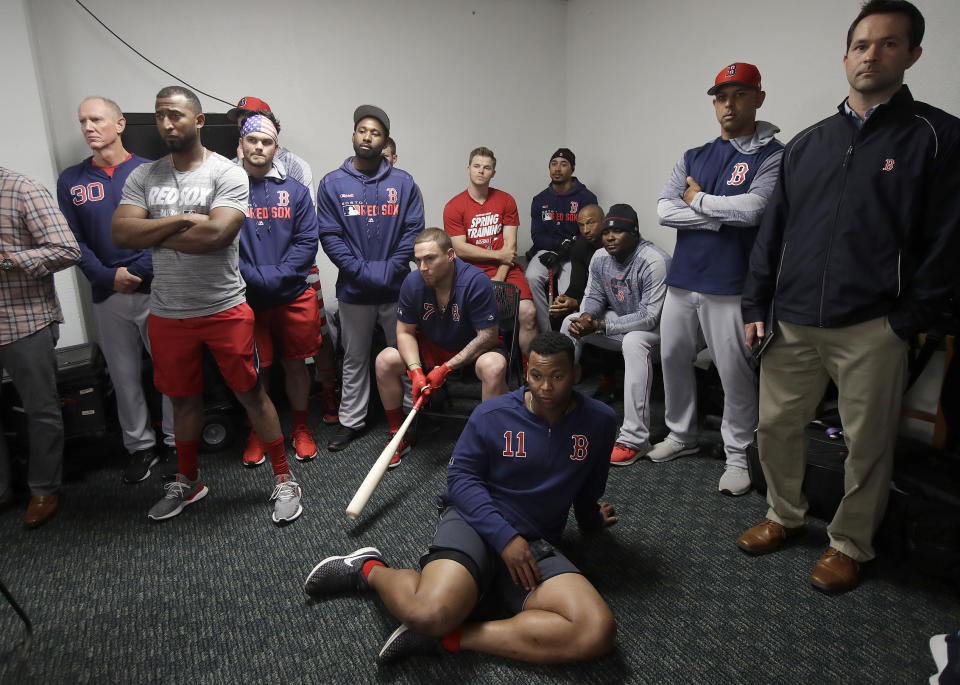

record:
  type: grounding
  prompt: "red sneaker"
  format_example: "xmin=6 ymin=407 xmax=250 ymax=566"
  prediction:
xmin=610 ymin=442 xmax=650 ymax=466
xmin=387 ymin=434 xmax=410 ymax=470
xmin=292 ymin=425 xmax=319 ymax=462
xmin=242 ymin=430 xmax=266 ymax=468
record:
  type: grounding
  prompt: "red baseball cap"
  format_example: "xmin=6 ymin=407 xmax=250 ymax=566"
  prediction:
xmin=226 ymin=96 xmax=272 ymax=122
xmin=707 ymin=63 xmax=762 ymax=95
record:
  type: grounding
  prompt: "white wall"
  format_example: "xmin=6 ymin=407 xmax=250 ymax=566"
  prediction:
xmin=2 ymin=0 xmax=89 ymax=347
xmin=566 ymin=0 xmax=960 ymax=253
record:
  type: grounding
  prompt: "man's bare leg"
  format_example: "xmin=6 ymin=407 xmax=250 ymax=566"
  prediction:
xmin=368 ymin=560 xmax=478 ymax=636
xmin=475 ymin=352 xmax=509 ymax=401
xmin=374 ymin=348 xmax=405 ymax=412
xmin=460 ymin=573 xmax=615 ymax=663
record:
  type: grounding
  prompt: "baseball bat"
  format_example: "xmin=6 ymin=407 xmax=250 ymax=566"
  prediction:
xmin=548 ymin=266 xmax=555 ymax=306
xmin=346 ymin=394 xmax=426 ymax=519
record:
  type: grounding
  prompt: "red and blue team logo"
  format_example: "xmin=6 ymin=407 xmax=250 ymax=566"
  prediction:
xmin=726 ymin=64 xmax=738 ymax=77
xmin=726 ymin=162 xmax=749 ymax=186
xmin=387 ymin=188 xmax=398 ymax=204
xmin=238 ymin=97 xmax=249 ymax=107
xmin=569 ymin=435 xmax=589 ymax=461
xmin=570 ymin=201 xmax=579 ymax=214
xmin=451 ymin=304 xmax=460 ymax=322
xmin=277 ymin=190 xmax=290 ymax=207
xmin=883 ymin=159 xmax=895 ymax=172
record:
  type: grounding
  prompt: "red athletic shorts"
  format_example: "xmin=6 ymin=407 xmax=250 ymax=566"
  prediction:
xmin=416 ymin=333 xmax=458 ymax=371
xmin=148 ymin=303 xmax=259 ymax=397
xmin=475 ymin=263 xmax=532 ymax=300
xmin=308 ymin=266 xmax=330 ymax=337
xmin=254 ymin=288 xmax=321 ymax=368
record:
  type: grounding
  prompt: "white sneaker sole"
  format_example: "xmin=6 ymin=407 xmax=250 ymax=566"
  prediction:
xmin=243 ymin=454 xmax=266 ymax=468
xmin=649 ymin=445 xmax=699 ymax=463
xmin=272 ymin=503 xmax=303 ymax=524
xmin=147 ymin=484 xmax=209 ymax=521
xmin=378 ymin=624 xmax=409 ymax=661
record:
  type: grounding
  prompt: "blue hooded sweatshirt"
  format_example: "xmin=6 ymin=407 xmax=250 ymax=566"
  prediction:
xmin=317 ymin=157 xmax=424 ymax=305
xmin=239 ymin=164 xmax=319 ymax=311
xmin=529 ymin=178 xmax=598 ymax=252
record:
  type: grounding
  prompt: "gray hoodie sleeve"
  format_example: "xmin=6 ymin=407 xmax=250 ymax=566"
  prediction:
xmin=688 ymin=149 xmax=783 ymax=227
xmin=657 ymin=155 xmax=723 ymax=232
xmin=604 ymin=245 xmax=670 ymax=336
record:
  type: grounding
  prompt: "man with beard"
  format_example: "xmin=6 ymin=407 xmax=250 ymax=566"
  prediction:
xmin=547 ymin=203 xmax=605 ymax=326
xmin=112 ymin=86 xmax=302 ymax=525
xmin=57 ymin=96 xmax=175 ymax=484
xmin=317 ymin=105 xmax=424 ymax=452
xmin=226 ymin=96 xmax=312 ymax=191
xmin=374 ymin=227 xmax=506 ymax=468
xmin=304 ymin=332 xmax=618 ymax=666
xmin=525 ymin=149 xmax=597 ymax=334
xmin=236 ymin=114 xmax=321 ymax=469
xmin=561 ymin=205 xmax=670 ymax=466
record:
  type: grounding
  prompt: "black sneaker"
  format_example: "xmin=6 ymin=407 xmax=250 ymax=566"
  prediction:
xmin=123 ymin=448 xmax=159 ymax=484
xmin=157 ymin=445 xmax=179 ymax=481
xmin=377 ymin=624 xmax=444 ymax=665
xmin=303 ymin=546 xmax=385 ymax=597
xmin=327 ymin=424 xmax=362 ymax=451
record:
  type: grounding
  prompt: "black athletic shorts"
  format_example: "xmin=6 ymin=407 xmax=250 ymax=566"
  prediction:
xmin=418 ymin=505 xmax=580 ymax=615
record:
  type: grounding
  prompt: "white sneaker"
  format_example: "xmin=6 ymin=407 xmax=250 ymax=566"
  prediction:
xmin=719 ymin=465 xmax=751 ymax=496
xmin=648 ymin=438 xmax=699 ymax=463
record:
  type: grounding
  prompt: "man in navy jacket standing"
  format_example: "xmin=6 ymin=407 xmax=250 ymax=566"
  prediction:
xmin=317 ymin=105 xmax=424 ymax=451
xmin=737 ymin=0 xmax=960 ymax=593
xmin=57 ymin=96 xmax=174 ymax=484
xmin=237 ymin=114 xmax=321 ymax=477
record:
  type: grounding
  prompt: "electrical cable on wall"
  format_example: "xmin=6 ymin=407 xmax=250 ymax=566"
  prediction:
xmin=74 ymin=0 xmax=234 ymax=108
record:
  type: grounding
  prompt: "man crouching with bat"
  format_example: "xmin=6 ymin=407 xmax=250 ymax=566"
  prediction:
xmin=306 ymin=331 xmax=618 ymax=664
xmin=372 ymin=227 xmax=508 ymax=469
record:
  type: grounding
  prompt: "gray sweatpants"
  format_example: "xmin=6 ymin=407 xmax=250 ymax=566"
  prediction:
xmin=338 ymin=301 xmax=398 ymax=430
xmin=0 ymin=323 xmax=63 ymax=499
xmin=95 ymin=292 xmax=174 ymax=452
xmin=525 ymin=251 xmax=572 ymax=332
xmin=561 ymin=312 xmax=659 ymax=449
xmin=659 ymin=287 xmax=757 ymax=468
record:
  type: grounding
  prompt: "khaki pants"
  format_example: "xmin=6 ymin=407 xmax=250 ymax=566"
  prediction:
xmin=758 ymin=316 xmax=908 ymax=561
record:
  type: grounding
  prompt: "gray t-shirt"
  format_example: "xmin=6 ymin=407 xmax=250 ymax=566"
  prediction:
xmin=120 ymin=153 xmax=249 ymax=318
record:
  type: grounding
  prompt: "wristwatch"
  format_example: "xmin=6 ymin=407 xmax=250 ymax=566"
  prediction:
xmin=0 ymin=255 xmax=15 ymax=272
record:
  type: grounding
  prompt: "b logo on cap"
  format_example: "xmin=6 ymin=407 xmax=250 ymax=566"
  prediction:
xmin=726 ymin=64 xmax=737 ymax=76
xmin=239 ymin=97 xmax=248 ymax=107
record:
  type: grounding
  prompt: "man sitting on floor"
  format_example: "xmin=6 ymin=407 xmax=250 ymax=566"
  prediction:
xmin=373 ymin=227 xmax=507 ymax=468
xmin=561 ymin=204 xmax=670 ymax=466
xmin=305 ymin=331 xmax=618 ymax=665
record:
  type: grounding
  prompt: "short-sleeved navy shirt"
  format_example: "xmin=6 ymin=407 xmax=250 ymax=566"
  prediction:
xmin=397 ymin=258 xmax=498 ymax=352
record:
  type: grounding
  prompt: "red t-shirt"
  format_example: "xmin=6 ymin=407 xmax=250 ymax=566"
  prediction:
xmin=443 ymin=188 xmax=520 ymax=261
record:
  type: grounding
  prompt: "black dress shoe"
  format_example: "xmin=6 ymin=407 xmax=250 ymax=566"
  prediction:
xmin=328 ymin=424 xmax=362 ymax=451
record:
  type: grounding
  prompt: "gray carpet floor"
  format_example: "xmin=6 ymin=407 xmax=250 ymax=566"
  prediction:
xmin=0 ymin=382 xmax=957 ymax=684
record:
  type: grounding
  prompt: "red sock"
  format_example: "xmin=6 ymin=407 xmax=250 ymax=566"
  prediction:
xmin=362 ymin=559 xmax=385 ymax=579
xmin=264 ymin=436 xmax=290 ymax=476
xmin=176 ymin=440 xmax=200 ymax=481
xmin=292 ymin=410 xmax=309 ymax=428
xmin=441 ymin=628 xmax=461 ymax=653
xmin=385 ymin=408 xmax=404 ymax=434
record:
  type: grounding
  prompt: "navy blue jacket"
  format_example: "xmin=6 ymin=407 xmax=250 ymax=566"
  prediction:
xmin=530 ymin=179 xmax=598 ymax=252
xmin=447 ymin=387 xmax=616 ymax=553
xmin=239 ymin=169 xmax=319 ymax=311
xmin=743 ymin=86 xmax=960 ymax=338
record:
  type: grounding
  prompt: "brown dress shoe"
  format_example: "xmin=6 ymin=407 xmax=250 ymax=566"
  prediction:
xmin=810 ymin=547 xmax=861 ymax=593
xmin=24 ymin=493 xmax=60 ymax=529
xmin=737 ymin=518 xmax=805 ymax=555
